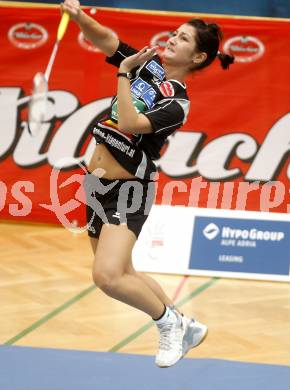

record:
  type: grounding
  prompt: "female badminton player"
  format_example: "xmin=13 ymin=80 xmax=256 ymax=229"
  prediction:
xmin=61 ymin=0 xmax=234 ymax=367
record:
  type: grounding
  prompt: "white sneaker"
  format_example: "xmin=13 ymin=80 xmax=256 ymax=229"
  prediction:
xmin=155 ymin=313 xmax=208 ymax=368
xmin=182 ymin=318 xmax=208 ymax=357
xmin=169 ymin=306 xmax=208 ymax=352
xmin=155 ymin=311 xmax=187 ymax=368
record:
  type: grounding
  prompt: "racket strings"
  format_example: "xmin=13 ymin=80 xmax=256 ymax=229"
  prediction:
xmin=28 ymin=72 xmax=48 ymax=135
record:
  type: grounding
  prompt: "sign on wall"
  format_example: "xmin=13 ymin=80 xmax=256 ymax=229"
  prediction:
xmin=133 ymin=206 xmax=290 ymax=282
xmin=189 ymin=216 xmax=290 ymax=277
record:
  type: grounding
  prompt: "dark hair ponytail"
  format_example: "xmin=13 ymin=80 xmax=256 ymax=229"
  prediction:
xmin=217 ymin=51 xmax=235 ymax=70
xmin=186 ymin=19 xmax=235 ymax=71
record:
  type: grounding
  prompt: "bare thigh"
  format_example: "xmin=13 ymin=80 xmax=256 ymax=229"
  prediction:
xmin=90 ymin=234 xmax=154 ymax=280
xmin=93 ymin=224 xmax=136 ymax=279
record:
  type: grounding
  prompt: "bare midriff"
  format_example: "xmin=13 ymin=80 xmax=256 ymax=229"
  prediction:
xmin=87 ymin=143 xmax=136 ymax=179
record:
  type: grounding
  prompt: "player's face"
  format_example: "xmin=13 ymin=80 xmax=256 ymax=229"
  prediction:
xmin=162 ymin=24 xmax=198 ymax=68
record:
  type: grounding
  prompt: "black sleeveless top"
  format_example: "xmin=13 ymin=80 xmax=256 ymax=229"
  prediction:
xmin=92 ymin=40 xmax=190 ymax=179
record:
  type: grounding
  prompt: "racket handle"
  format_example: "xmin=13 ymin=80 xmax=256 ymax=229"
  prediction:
xmin=57 ymin=11 xmax=70 ymax=42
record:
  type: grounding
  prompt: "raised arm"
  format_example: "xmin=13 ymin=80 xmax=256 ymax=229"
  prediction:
xmin=61 ymin=0 xmax=119 ymax=56
xmin=117 ymin=46 xmax=158 ymax=134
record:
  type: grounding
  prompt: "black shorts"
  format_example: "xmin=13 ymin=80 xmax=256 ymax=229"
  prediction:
xmin=84 ymin=172 xmax=155 ymax=239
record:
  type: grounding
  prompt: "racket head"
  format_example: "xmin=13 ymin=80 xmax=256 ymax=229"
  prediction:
xmin=28 ymin=72 xmax=48 ymax=136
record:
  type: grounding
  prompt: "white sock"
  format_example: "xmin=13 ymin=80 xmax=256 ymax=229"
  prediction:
xmin=154 ymin=306 xmax=177 ymax=326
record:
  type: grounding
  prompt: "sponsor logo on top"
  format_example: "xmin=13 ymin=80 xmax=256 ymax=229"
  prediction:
xmin=223 ymin=35 xmax=265 ymax=63
xmin=8 ymin=22 xmax=48 ymax=49
xmin=159 ymin=81 xmax=175 ymax=97
xmin=146 ymin=60 xmax=165 ymax=80
xmin=112 ymin=211 xmax=121 ymax=219
xmin=130 ymin=78 xmax=151 ymax=98
xmin=142 ymin=88 xmax=157 ymax=109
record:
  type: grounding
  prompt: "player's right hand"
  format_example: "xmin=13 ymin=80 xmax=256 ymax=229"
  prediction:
xmin=61 ymin=0 xmax=81 ymax=21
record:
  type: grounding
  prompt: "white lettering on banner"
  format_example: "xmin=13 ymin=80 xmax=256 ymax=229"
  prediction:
xmin=237 ymin=240 xmax=256 ymax=247
xmin=222 ymin=227 xmax=285 ymax=241
xmin=220 ymin=239 xmax=236 ymax=246
xmin=156 ymin=126 xmax=290 ymax=180
xmin=156 ymin=132 xmax=201 ymax=176
xmin=14 ymin=122 xmax=51 ymax=166
xmin=219 ymin=255 xmax=244 ymax=263
xmin=8 ymin=23 xmax=48 ymax=49
xmin=48 ymin=97 xmax=112 ymax=168
xmin=245 ymin=113 xmax=290 ymax=181
xmin=0 ymin=87 xmax=289 ymax=182
xmin=0 ymin=88 xmax=22 ymax=157
xmin=156 ymin=132 xmax=258 ymax=179
xmin=0 ymin=90 xmax=111 ymax=168
xmin=14 ymin=91 xmax=80 ymax=167
xmin=196 ymin=134 xmax=258 ymax=180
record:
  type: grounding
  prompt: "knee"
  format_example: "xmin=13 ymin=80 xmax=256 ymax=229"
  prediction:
xmin=92 ymin=263 xmax=122 ymax=296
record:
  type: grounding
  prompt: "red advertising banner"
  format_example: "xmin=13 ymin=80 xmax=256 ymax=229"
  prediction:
xmin=0 ymin=4 xmax=289 ymax=227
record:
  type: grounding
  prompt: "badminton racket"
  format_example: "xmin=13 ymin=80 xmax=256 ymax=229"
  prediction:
xmin=28 ymin=12 xmax=70 ymax=136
